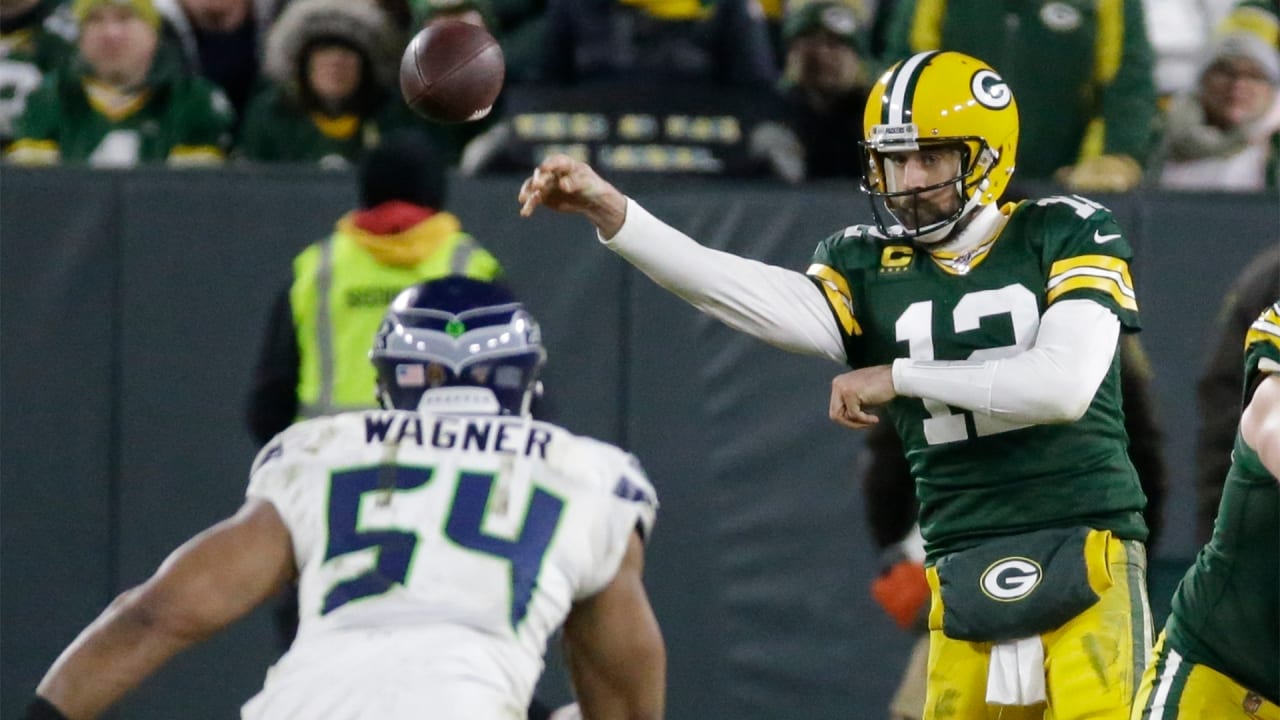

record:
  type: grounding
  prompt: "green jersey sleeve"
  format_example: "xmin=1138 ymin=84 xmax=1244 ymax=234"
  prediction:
xmin=1025 ymin=194 xmax=1141 ymax=331
xmin=168 ymin=77 xmax=234 ymax=161
xmin=806 ymin=224 xmax=888 ymax=362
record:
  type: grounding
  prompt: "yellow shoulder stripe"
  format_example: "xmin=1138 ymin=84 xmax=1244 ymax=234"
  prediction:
xmin=1046 ymin=254 xmax=1137 ymax=311
xmin=1245 ymin=307 xmax=1280 ymax=353
xmin=806 ymin=263 xmax=862 ymax=336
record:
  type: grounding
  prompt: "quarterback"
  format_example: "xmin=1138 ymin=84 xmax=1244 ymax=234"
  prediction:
xmin=1132 ymin=301 xmax=1280 ymax=719
xmin=520 ymin=50 xmax=1150 ymax=719
xmin=24 ymin=278 xmax=665 ymax=720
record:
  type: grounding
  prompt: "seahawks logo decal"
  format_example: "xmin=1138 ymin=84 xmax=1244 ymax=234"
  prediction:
xmin=980 ymin=557 xmax=1042 ymax=601
xmin=971 ymin=70 xmax=1011 ymax=110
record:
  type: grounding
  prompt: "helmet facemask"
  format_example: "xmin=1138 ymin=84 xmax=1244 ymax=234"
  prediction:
xmin=860 ymin=133 xmax=998 ymax=244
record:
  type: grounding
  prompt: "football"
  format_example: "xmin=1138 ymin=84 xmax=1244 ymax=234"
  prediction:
xmin=399 ymin=20 xmax=505 ymax=124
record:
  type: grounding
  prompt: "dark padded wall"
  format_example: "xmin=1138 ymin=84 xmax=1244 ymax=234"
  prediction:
xmin=1 ymin=169 xmax=118 ymax=717
xmin=1 ymin=167 xmax=1276 ymax=720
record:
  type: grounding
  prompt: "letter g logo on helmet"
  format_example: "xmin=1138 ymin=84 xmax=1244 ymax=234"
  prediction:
xmin=980 ymin=558 xmax=1042 ymax=601
xmin=971 ymin=70 xmax=1011 ymax=110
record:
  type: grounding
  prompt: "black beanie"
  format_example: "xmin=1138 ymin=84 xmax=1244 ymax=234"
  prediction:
xmin=359 ymin=130 xmax=448 ymax=210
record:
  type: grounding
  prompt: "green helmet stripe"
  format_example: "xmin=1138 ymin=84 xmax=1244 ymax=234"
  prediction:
xmin=885 ymin=51 xmax=939 ymax=125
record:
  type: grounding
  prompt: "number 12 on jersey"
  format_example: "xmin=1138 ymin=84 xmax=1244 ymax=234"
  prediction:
xmin=322 ymin=465 xmax=564 ymax=627
xmin=896 ymin=285 xmax=1038 ymax=444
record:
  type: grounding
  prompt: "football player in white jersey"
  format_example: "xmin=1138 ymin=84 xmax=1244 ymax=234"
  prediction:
xmin=24 ymin=277 xmax=665 ymax=720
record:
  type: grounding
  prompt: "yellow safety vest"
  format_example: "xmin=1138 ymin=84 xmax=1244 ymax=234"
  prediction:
xmin=291 ymin=215 xmax=502 ymax=420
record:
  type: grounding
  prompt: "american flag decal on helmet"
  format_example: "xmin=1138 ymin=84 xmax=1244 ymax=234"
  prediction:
xmin=396 ymin=363 xmax=426 ymax=387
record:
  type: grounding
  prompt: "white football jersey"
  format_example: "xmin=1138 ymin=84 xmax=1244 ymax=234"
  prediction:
xmin=240 ymin=409 xmax=657 ymax=720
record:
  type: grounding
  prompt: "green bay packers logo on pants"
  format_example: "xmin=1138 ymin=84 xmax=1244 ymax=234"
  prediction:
xmin=980 ymin=557 xmax=1042 ymax=601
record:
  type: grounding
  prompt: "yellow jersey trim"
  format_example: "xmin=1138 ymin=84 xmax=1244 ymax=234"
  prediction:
xmin=806 ymin=263 xmax=862 ymax=336
xmin=168 ymin=145 xmax=225 ymax=166
xmin=1047 ymin=255 xmax=1137 ymax=311
xmin=310 ymin=112 xmax=360 ymax=140
xmin=1245 ymin=307 xmax=1280 ymax=352
xmin=6 ymin=138 xmax=60 ymax=165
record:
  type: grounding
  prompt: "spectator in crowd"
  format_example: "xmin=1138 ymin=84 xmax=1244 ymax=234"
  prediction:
xmin=0 ymin=0 xmax=78 ymax=148
xmin=861 ymin=334 xmax=1168 ymax=720
xmin=1132 ymin=298 xmax=1279 ymax=720
xmin=1195 ymin=246 xmax=1280 ymax=542
xmin=247 ymin=129 xmax=502 ymax=648
xmin=777 ymin=0 xmax=868 ymax=180
xmin=1154 ymin=30 xmax=1280 ymax=191
xmin=1142 ymin=0 xmax=1236 ymax=101
xmin=236 ymin=0 xmax=417 ymax=167
xmin=882 ymin=0 xmax=1158 ymax=193
xmin=538 ymin=0 xmax=778 ymax=88
xmin=23 ymin=276 xmax=665 ymax=720
xmin=6 ymin=0 xmax=233 ymax=166
xmin=153 ymin=0 xmax=288 ymax=127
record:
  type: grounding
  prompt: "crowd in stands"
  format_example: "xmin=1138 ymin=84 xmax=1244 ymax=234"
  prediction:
xmin=2 ymin=0 xmax=1279 ymax=190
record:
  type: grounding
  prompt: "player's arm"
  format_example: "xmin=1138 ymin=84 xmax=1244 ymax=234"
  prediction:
xmin=562 ymin=531 xmax=665 ymax=720
xmin=1241 ymin=373 xmax=1280 ymax=479
xmin=33 ymin=499 xmax=296 ymax=720
xmin=518 ymin=155 xmax=845 ymax=362
xmin=831 ymin=299 xmax=1119 ymax=429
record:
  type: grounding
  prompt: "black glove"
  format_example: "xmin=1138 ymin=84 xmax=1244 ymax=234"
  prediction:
xmin=23 ymin=698 xmax=69 ymax=720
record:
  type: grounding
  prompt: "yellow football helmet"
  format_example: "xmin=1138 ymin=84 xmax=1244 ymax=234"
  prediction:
xmin=860 ymin=51 xmax=1019 ymax=241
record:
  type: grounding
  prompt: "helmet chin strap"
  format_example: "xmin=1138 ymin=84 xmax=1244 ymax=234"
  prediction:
xmin=915 ymin=172 xmax=995 ymax=248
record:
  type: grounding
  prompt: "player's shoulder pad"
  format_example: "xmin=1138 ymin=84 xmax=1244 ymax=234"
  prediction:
xmin=250 ymin=411 xmax=377 ymax=477
xmin=1016 ymin=194 xmax=1119 ymax=228
xmin=1015 ymin=194 xmax=1131 ymax=255
xmin=542 ymin=427 xmax=659 ymax=540
xmin=810 ymin=223 xmax=891 ymax=271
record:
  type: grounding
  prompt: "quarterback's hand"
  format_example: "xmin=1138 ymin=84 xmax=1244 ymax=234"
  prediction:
xmin=1055 ymin=154 xmax=1143 ymax=193
xmin=829 ymin=365 xmax=896 ymax=430
xmin=518 ymin=154 xmax=628 ymax=238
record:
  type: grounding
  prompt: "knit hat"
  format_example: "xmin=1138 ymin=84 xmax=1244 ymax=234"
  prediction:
xmin=782 ymin=1 xmax=862 ymax=51
xmin=1206 ymin=30 xmax=1280 ymax=85
xmin=72 ymin=0 xmax=160 ymax=28
xmin=359 ymin=131 xmax=448 ymax=210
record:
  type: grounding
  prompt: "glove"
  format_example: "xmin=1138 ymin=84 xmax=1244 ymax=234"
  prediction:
xmin=871 ymin=559 xmax=930 ymax=631
xmin=22 ymin=698 xmax=69 ymax=720
xmin=1055 ymin=154 xmax=1143 ymax=193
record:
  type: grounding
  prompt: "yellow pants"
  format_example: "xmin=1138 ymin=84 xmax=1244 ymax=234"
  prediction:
xmin=922 ymin=537 xmax=1151 ymax=720
xmin=1131 ymin=632 xmax=1280 ymax=719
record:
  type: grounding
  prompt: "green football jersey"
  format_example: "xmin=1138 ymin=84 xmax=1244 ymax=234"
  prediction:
xmin=0 ymin=0 xmax=76 ymax=146
xmin=809 ymin=196 xmax=1147 ymax=560
xmin=1164 ymin=301 xmax=1279 ymax=703
xmin=237 ymin=86 xmax=424 ymax=166
xmin=10 ymin=49 xmax=233 ymax=165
